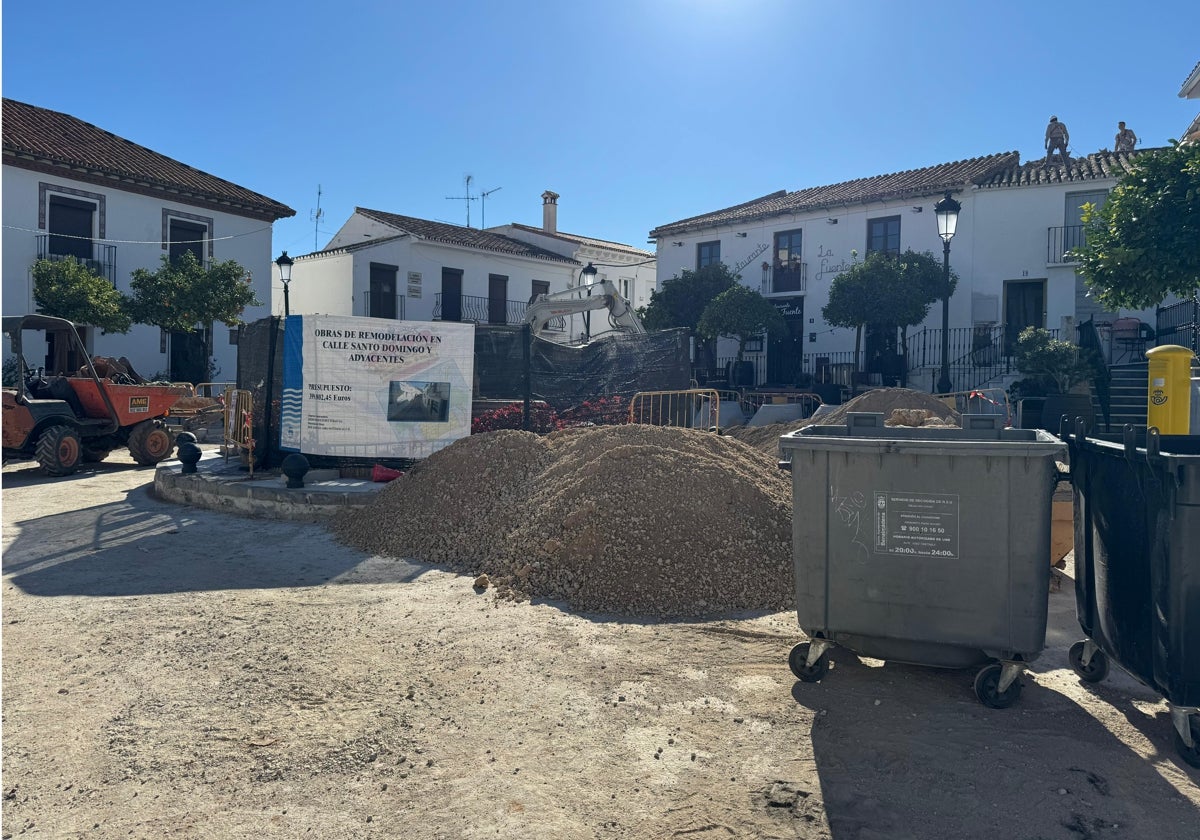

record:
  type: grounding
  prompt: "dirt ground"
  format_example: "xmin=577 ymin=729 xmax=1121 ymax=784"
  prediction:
xmin=2 ymin=453 xmax=1198 ymax=839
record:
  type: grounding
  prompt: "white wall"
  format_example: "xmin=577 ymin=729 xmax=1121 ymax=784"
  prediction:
xmin=651 ymin=176 xmax=1153 ymax=370
xmin=282 ymin=228 xmax=583 ymax=337
xmin=324 ymin=213 xmax=401 ymax=249
xmin=278 ymin=250 xmax=356 ymax=316
xmin=653 ymin=198 xmax=961 ymax=362
xmin=2 ymin=164 xmax=277 ymax=382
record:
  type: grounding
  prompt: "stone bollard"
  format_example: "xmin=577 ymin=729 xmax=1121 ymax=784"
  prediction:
xmin=176 ymin=432 xmax=202 ymax=475
xmin=281 ymin=453 xmax=311 ymax=489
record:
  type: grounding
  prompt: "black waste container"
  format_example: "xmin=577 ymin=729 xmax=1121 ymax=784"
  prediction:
xmin=1065 ymin=425 xmax=1200 ymax=767
xmin=780 ymin=413 xmax=1065 ymax=708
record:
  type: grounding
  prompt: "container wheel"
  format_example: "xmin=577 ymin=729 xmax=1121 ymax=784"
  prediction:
xmin=1068 ymin=640 xmax=1109 ymax=683
xmin=35 ymin=424 xmax=82 ymax=476
xmin=1172 ymin=716 xmax=1200 ymax=769
xmin=81 ymin=445 xmax=112 ymax=463
xmin=788 ymin=642 xmax=829 ymax=683
xmin=974 ymin=663 xmax=1022 ymax=709
xmin=127 ymin=421 xmax=175 ymax=466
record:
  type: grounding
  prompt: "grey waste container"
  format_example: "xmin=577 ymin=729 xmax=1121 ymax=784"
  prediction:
xmin=778 ymin=412 xmax=1065 ymax=707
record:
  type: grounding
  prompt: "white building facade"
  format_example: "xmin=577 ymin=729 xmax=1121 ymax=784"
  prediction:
xmin=281 ymin=193 xmax=655 ymax=344
xmin=488 ymin=191 xmax=658 ymax=334
xmin=648 ymin=149 xmax=1158 ymax=392
xmin=2 ymin=99 xmax=294 ymax=383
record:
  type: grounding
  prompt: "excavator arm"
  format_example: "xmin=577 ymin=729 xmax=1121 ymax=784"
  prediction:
xmin=525 ymin=279 xmax=645 ymax=336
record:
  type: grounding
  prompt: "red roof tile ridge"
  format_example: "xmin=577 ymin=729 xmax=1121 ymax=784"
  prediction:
xmin=649 ymin=152 xmax=1018 ymax=237
xmin=649 ymin=189 xmax=788 ymax=236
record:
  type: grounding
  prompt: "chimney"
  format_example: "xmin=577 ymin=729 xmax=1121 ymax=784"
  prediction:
xmin=541 ymin=190 xmax=559 ymax=234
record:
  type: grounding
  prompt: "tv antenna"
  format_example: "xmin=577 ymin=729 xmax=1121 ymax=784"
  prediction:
xmin=310 ymin=184 xmax=325 ymax=250
xmin=445 ymin=174 xmax=477 ymax=227
xmin=479 ymin=186 xmax=502 ymax=229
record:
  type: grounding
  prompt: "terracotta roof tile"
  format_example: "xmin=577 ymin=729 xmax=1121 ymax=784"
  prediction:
xmin=507 ymin=223 xmax=654 ymax=258
xmin=355 ymin=208 xmax=580 ymax=265
xmin=976 ymin=148 xmax=1164 ymax=189
xmin=2 ymin=98 xmax=294 ymax=221
xmin=648 ymin=153 xmax=1019 ymax=238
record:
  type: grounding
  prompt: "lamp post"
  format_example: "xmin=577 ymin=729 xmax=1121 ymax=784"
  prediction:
xmin=933 ymin=191 xmax=961 ymax=394
xmin=580 ymin=262 xmax=598 ymax=342
xmin=275 ymin=251 xmax=294 ymax=317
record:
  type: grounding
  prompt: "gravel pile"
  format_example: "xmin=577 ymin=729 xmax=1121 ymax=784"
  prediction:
xmin=333 ymin=425 xmax=794 ymax=618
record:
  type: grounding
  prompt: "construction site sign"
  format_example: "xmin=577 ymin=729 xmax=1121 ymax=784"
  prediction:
xmin=279 ymin=315 xmax=475 ymax=459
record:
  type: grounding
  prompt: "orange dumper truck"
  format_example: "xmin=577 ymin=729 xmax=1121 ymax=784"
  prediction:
xmin=2 ymin=315 xmax=188 ymax=475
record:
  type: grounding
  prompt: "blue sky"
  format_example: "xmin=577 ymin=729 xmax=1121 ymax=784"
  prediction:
xmin=3 ymin=1 xmax=1196 ymax=258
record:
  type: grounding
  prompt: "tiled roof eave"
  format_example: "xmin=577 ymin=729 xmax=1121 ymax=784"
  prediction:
xmin=508 ymin=223 xmax=653 ymax=257
xmin=652 ymin=184 xmax=971 ymax=236
xmin=648 ymin=153 xmax=1019 ymax=238
xmin=356 ymin=207 xmax=580 ymax=266
xmin=410 ymin=234 xmax=580 ymax=266
xmin=4 ymin=149 xmax=295 ymax=221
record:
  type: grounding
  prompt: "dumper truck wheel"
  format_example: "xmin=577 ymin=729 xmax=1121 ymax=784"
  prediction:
xmin=974 ymin=663 xmax=1022 ymax=709
xmin=1172 ymin=716 xmax=1200 ymax=769
xmin=788 ymin=642 xmax=829 ymax=683
xmin=35 ymin=424 xmax=82 ymax=476
xmin=128 ymin=421 xmax=174 ymax=466
xmin=1068 ymin=641 xmax=1109 ymax=683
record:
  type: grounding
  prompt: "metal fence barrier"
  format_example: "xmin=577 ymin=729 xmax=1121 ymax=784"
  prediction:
xmin=629 ymin=388 xmax=723 ymax=431
xmin=935 ymin=387 xmax=1013 ymax=427
xmin=196 ymin=381 xmax=235 ymax=399
xmin=739 ymin=390 xmax=824 ymax=420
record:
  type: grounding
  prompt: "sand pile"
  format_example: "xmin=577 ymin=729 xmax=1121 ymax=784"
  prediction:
xmin=333 ymin=425 xmax=794 ymax=618
xmin=726 ymin=388 xmax=961 ymax=456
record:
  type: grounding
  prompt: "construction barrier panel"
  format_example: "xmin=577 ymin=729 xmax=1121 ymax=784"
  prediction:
xmin=937 ymin=387 xmax=1012 ymax=427
xmin=223 ymin=388 xmax=256 ymax=477
xmin=629 ymin=389 xmax=722 ymax=430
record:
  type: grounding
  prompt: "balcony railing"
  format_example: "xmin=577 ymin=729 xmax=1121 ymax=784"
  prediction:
xmin=433 ymin=293 xmax=564 ymax=331
xmin=1047 ymin=225 xmax=1085 ymax=264
xmin=761 ymin=262 xmax=807 ymax=295
xmin=905 ymin=325 xmax=1061 ymax=388
xmin=35 ymin=234 xmax=117 ymax=284
xmin=359 ymin=291 xmax=406 ymax=320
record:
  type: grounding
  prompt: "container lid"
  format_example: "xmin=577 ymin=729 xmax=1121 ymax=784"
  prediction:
xmin=780 ymin=412 xmax=1065 ymax=458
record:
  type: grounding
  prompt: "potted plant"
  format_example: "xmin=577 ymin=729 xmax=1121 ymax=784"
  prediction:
xmin=1013 ymin=327 xmax=1102 ymax=433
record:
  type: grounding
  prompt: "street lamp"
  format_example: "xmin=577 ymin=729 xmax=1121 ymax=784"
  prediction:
xmin=580 ymin=262 xmax=598 ymax=342
xmin=275 ymin=251 xmax=294 ymax=317
xmin=933 ymin=191 xmax=961 ymax=394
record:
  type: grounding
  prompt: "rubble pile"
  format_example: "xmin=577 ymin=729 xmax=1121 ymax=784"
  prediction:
xmin=727 ymin=388 xmax=962 ymax=456
xmin=814 ymin=388 xmax=960 ymax=427
xmin=334 ymin=425 xmax=794 ymax=617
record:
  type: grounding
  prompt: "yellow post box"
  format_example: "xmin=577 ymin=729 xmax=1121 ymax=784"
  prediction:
xmin=1145 ymin=345 xmax=1195 ymax=434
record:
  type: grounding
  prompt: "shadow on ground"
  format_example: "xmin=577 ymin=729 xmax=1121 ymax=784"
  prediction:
xmin=792 ymin=648 xmax=1198 ymax=840
xmin=3 ymin=484 xmax=427 ymax=597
